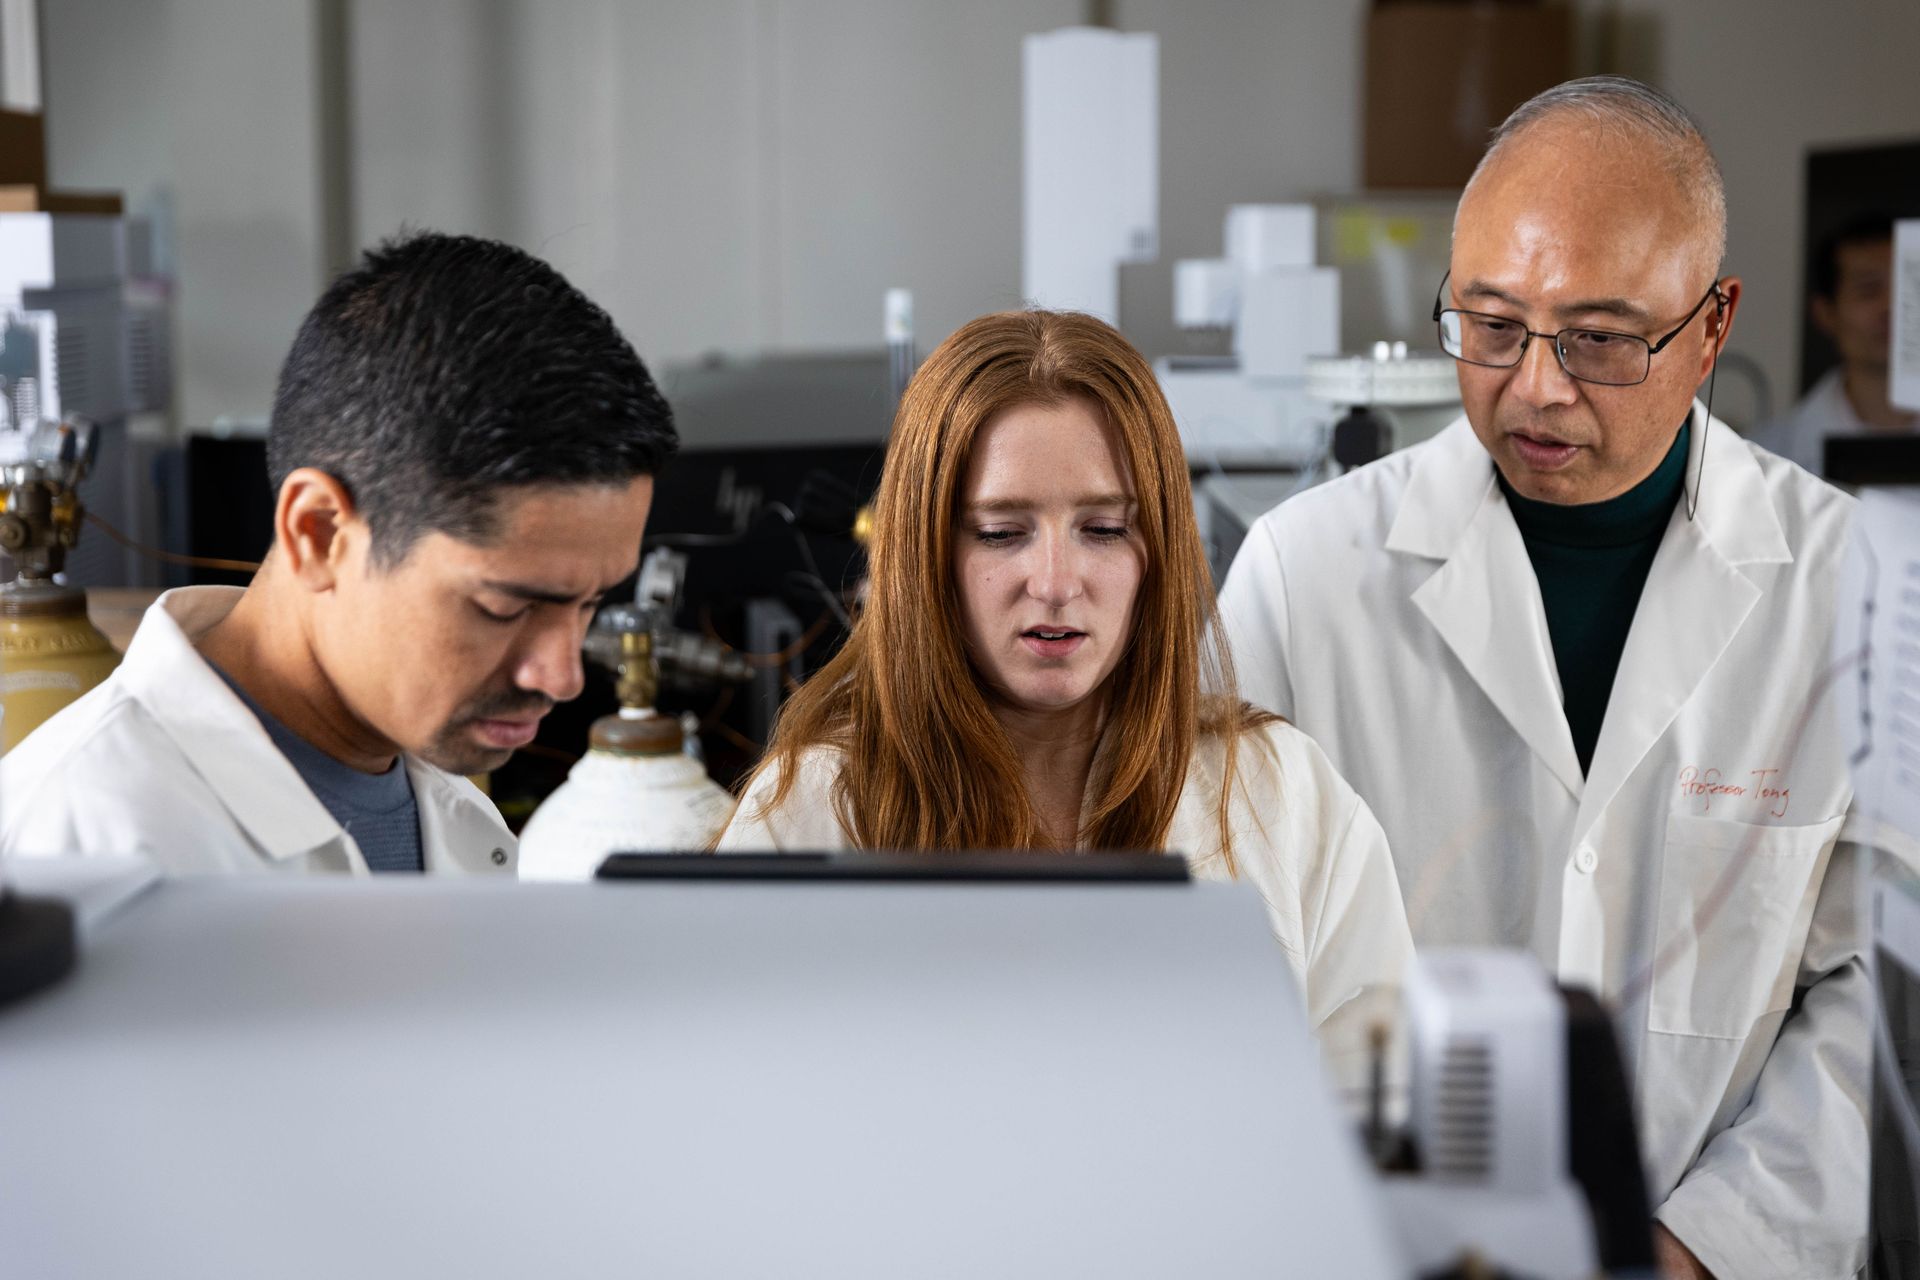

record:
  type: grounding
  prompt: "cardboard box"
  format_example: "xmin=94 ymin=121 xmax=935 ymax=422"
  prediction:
xmin=0 ymin=186 xmax=124 ymax=215
xmin=1363 ymin=1 xmax=1574 ymax=190
xmin=0 ymin=109 xmax=47 ymax=189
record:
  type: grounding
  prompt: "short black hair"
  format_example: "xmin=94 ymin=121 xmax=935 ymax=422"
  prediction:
xmin=267 ymin=231 xmax=678 ymax=564
xmin=1811 ymin=213 xmax=1897 ymax=300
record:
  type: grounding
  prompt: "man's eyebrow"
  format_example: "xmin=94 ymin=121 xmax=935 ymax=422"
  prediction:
xmin=1458 ymin=280 xmax=1527 ymax=310
xmin=965 ymin=493 xmax=1136 ymax=514
xmin=1457 ymin=280 xmax=1655 ymax=325
xmin=479 ymin=578 xmax=623 ymax=605
xmin=1555 ymin=296 xmax=1655 ymax=324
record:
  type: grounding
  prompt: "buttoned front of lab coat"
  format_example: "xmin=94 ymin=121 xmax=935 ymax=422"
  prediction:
xmin=1219 ymin=404 xmax=1865 ymax=1280
xmin=0 ymin=586 xmax=516 ymax=876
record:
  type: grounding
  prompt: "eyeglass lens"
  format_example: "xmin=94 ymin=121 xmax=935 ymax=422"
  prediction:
xmin=1438 ymin=311 xmax=1651 ymax=386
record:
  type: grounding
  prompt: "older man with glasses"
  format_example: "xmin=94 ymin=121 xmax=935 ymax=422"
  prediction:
xmin=1221 ymin=77 xmax=1863 ymax=1279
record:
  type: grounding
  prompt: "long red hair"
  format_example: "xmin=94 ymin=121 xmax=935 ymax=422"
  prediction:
xmin=742 ymin=309 xmax=1271 ymax=863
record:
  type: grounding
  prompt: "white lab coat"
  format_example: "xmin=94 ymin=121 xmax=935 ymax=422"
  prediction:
xmin=1219 ymin=404 xmax=1865 ymax=1280
xmin=0 ymin=587 xmax=517 ymax=876
xmin=1747 ymin=366 xmax=1886 ymax=476
xmin=718 ymin=719 xmax=1415 ymax=1089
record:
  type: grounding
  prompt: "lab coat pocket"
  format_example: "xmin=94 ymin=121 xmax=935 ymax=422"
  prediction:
xmin=1648 ymin=811 xmax=1842 ymax=1040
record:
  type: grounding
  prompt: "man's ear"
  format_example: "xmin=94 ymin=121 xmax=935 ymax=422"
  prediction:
xmin=1810 ymin=293 xmax=1840 ymax=343
xmin=274 ymin=468 xmax=362 ymax=591
xmin=1698 ymin=276 xmax=1742 ymax=380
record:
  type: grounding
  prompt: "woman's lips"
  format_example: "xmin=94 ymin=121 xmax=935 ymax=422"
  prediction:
xmin=1020 ymin=630 xmax=1086 ymax=659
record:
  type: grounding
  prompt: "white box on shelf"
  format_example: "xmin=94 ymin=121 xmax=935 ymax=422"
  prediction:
xmin=1236 ymin=266 xmax=1340 ymax=380
xmin=1173 ymin=258 xmax=1238 ymax=330
xmin=1225 ymin=204 xmax=1316 ymax=276
xmin=1156 ymin=355 xmax=1327 ymax=468
xmin=1022 ymin=27 xmax=1158 ymax=324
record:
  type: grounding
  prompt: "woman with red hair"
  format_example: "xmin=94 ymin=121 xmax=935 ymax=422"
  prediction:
xmin=717 ymin=309 xmax=1410 ymax=1066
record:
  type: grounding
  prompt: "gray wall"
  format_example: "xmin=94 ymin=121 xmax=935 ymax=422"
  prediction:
xmin=38 ymin=0 xmax=1920 ymax=434
xmin=40 ymin=0 xmax=323 ymax=430
xmin=349 ymin=0 xmax=1081 ymax=371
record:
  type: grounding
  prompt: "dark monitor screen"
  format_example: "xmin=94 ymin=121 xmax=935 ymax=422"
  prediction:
xmin=185 ymin=434 xmax=274 ymax=587
xmin=1825 ymin=437 xmax=1920 ymax=488
xmin=643 ymin=442 xmax=884 ymax=604
xmin=597 ymin=851 xmax=1191 ymax=883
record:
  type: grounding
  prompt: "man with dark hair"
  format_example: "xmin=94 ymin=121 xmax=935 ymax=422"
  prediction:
xmin=1 ymin=232 xmax=677 ymax=875
xmin=1753 ymin=213 xmax=1917 ymax=473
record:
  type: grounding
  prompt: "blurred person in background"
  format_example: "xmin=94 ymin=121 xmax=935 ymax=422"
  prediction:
xmin=1752 ymin=213 xmax=1917 ymax=474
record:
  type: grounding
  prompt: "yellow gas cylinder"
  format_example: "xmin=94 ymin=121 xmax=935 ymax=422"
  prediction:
xmin=0 ymin=581 xmax=120 ymax=751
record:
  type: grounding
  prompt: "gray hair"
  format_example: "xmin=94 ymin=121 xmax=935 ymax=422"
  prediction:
xmin=1466 ymin=75 xmax=1727 ymax=275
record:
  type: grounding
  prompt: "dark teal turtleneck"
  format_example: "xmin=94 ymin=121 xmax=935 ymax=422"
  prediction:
xmin=1499 ymin=423 xmax=1689 ymax=776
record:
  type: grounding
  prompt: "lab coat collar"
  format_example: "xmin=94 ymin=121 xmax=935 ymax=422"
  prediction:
xmin=116 ymin=587 xmax=363 ymax=867
xmin=1392 ymin=430 xmax=1586 ymax=798
xmin=1384 ymin=416 xmax=1501 ymax=561
xmin=1680 ymin=399 xmax=1794 ymax=568
xmin=1384 ymin=403 xmax=1791 ymax=809
xmin=410 ymin=761 xmax=516 ymax=874
xmin=1573 ymin=405 xmax=1787 ymax=846
xmin=120 ymin=590 xmax=513 ymax=872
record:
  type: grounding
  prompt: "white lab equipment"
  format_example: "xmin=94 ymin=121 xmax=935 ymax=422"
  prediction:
xmin=1305 ymin=344 xmax=1462 ymax=469
xmin=0 ymin=213 xmax=169 ymax=432
xmin=1380 ymin=950 xmax=1602 ymax=1280
xmin=0 ymin=211 xmax=173 ymax=588
xmin=1224 ymin=203 xmax=1316 ymax=277
xmin=514 ymin=734 xmax=734 ymax=879
xmin=513 ymin=678 xmax=735 ymax=879
xmin=514 ymin=669 xmax=735 ymax=880
xmin=518 ymin=592 xmax=736 ymax=880
xmin=1237 ymin=266 xmax=1340 ymax=381
xmin=884 ymin=286 xmax=915 ymax=402
xmin=1173 ymin=257 xmax=1239 ymax=329
xmin=1158 ymin=203 xmax=1340 ymax=468
xmin=1021 ymin=27 xmax=1157 ymax=324
xmin=0 ymin=863 xmax=1404 ymax=1279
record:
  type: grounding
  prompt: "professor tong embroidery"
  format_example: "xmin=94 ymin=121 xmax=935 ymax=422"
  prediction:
xmin=1676 ymin=766 xmax=1791 ymax=819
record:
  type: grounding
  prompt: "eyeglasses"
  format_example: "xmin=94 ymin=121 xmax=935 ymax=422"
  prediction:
xmin=1431 ymin=272 xmax=1725 ymax=387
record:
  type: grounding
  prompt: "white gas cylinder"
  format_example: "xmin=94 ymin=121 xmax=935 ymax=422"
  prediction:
xmin=517 ymin=712 xmax=737 ymax=881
